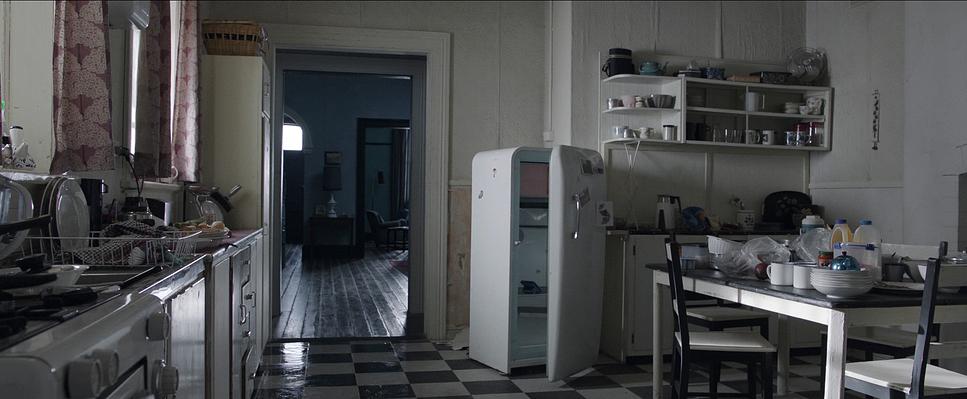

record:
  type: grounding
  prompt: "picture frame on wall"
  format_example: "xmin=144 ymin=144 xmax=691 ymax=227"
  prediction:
xmin=315 ymin=204 xmax=327 ymax=215
xmin=325 ymin=151 xmax=341 ymax=165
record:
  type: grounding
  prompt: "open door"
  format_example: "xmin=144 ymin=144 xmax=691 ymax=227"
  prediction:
xmin=545 ymin=145 xmax=608 ymax=382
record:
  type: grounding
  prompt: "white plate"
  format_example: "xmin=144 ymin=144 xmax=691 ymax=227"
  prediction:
xmin=53 ymin=179 xmax=90 ymax=251
xmin=873 ymin=280 xmax=924 ymax=292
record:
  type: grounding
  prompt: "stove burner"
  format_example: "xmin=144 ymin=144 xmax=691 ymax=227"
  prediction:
xmin=0 ymin=301 xmax=27 ymax=339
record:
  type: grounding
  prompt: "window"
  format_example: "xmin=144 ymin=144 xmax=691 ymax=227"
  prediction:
xmin=282 ymin=123 xmax=303 ymax=151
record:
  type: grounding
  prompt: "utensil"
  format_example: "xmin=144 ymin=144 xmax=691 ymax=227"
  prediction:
xmin=741 ymin=92 xmax=766 ymax=112
xmin=639 ymin=61 xmax=667 ymax=76
xmin=662 ymin=125 xmax=677 ymax=141
xmin=656 ymin=195 xmax=681 ymax=231
xmin=602 ymin=48 xmax=635 ymax=77
xmin=794 ymin=263 xmax=814 ymax=289
xmin=701 ymin=67 xmax=725 ymax=80
xmin=620 ymin=95 xmax=638 ymax=109
xmin=646 ymin=94 xmax=676 ymax=108
xmin=767 ymin=262 xmax=794 ymax=286
xmin=0 ymin=176 xmax=36 ymax=261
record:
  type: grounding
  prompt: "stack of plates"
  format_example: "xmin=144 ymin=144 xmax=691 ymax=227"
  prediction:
xmin=686 ymin=94 xmax=705 ymax=107
xmin=784 ymin=102 xmax=804 ymax=114
xmin=811 ymin=268 xmax=873 ymax=298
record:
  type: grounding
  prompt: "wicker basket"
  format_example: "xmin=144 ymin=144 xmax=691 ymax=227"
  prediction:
xmin=202 ymin=19 xmax=266 ymax=56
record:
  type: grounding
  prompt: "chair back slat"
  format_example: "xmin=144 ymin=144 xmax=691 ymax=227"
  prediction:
xmin=910 ymin=250 xmax=945 ymax=398
xmin=665 ymin=239 xmax=690 ymax=349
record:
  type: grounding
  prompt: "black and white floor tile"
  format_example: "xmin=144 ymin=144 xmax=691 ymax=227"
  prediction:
xmin=252 ymin=339 xmax=857 ymax=398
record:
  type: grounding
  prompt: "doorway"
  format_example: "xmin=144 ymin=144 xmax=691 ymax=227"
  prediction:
xmin=274 ymin=50 xmax=425 ymax=340
xmin=264 ymin=24 xmax=450 ymax=340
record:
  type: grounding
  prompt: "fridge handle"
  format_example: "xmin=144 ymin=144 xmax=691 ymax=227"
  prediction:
xmin=572 ymin=194 xmax=581 ymax=239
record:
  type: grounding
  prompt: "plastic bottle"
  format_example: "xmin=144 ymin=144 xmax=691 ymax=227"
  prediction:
xmin=829 ymin=219 xmax=853 ymax=251
xmin=853 ymin=220 xmax=883 ymax=280
xmin=800 ymin=214 xmax=825 ymax=235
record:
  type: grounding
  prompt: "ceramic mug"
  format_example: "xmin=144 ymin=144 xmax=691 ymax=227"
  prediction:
xmin=761 ymin=130 xmax=777 ymax=145
xmin=620 ymin=95 xmax=638 ymax=109
xmin=793 ymin=263 xmax=814 ymax=289
xmin=767 ymin=262 xmax=795 ymax=286
xmin=745 ymin=130 xmax=762 ymax=144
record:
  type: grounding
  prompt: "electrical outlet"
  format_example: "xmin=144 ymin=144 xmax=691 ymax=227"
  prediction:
xmin=543 ymin=131 xmax=553 ymax=142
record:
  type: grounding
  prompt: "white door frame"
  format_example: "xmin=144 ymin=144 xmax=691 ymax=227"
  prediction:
xmin=261 ymin=24 xmax=451 ymax=340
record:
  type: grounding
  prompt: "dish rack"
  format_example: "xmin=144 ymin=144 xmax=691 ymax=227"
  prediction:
xmin=16 ymin=231 xmax=201 ymax=267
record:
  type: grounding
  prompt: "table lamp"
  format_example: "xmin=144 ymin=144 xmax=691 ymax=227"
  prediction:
xmin=323 ymin=165 xmax=342 ymax=217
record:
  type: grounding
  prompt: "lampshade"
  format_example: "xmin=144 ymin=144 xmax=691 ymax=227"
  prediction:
xmin=323 ymin=166 xmax=342 ymax=191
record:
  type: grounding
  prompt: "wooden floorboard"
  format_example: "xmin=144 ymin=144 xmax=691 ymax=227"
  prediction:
xmin=274 ymin=243 xmax=409 ymax=340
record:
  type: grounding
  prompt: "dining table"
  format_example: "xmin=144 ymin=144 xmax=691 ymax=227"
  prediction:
xmin=647 ymin=263 xmax=967 ymax=399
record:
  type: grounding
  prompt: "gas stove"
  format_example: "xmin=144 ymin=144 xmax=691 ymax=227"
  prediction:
xmin=0 ymin=290 xmax=176 ymax=398
xmin=0 ymin=286 xmax=120 ymax=351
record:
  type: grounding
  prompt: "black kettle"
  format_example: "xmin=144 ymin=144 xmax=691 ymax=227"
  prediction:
xmin=601 ymin=48 xmax=635 ymax=77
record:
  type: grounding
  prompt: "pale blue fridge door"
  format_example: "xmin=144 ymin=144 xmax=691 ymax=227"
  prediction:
xmin=546 ymin=145 xmax=608 ymax=382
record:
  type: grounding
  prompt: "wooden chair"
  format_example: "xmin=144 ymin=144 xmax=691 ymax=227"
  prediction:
xmin=669 ymin=238 xmax=773 ymax=341
xmin=666 ymin=240 xmax=776 ymax=399
xmin=844 ymin=242 xmax=967 ymax=398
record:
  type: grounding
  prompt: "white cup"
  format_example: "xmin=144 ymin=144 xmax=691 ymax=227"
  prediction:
xmin=9 ymin=126 xmax=23 ymax=149
xmin=793 ymin=263 xmax=814 ymax=289
xmin=761 ymin=130 xmax=776 ymax=145
xmin=767 ymin=262 xmax=795 ymax=286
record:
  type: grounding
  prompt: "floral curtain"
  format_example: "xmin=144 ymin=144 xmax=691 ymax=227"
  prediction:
xmin=171 ymin=0 xmax=200 ymax=182
xmin=50 ymin=0 xmax=114 ymax=174
xmin=133 ymin=0 xmax=171 ymax=178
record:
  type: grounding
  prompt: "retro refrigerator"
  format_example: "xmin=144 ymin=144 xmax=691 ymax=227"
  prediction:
xmin=469 ymin=145 xmax=608 ymax=381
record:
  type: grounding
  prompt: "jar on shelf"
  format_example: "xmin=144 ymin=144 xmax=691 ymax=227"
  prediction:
xmin=808 ymin=122 xmax=824 ymax=146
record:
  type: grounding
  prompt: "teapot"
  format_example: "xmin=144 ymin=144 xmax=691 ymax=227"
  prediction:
xmin=639 ymin=61 xmax=667 ymax=76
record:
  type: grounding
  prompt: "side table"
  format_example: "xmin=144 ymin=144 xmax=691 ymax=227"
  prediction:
xmin=308 ymin=215 xmax=355 ymax=258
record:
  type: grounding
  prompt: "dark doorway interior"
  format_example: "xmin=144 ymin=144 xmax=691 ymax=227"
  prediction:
xmin=357 ymin=118 xmax=411 ymax=243
xmin=276 ymin=50 xmax=424 ymax=340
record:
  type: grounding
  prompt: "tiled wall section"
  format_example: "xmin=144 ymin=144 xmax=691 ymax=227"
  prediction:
xmin=447 ymin=186 xmax=472 ymax=331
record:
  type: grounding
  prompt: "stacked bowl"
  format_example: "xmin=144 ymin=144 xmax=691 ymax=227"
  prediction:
xmin=811 ymin=268 xmax=873 ymax=298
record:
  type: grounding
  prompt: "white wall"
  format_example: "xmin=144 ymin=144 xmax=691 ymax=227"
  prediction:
xmin=807 ymin=1 xmax=965 ymax=247
xmin=205 ymin=1 xmax=547 ymax=182
xmin=568 ymin=1 xmax=805 ymax=150
xmin=1 ymin=1 xmax=54 ymax=172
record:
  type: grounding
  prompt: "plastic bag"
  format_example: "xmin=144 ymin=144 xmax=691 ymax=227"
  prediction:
xmin=716 ymin=237 xmax=791 ymax=279
xmin=790 ymin=228 xmax=832 ymax=263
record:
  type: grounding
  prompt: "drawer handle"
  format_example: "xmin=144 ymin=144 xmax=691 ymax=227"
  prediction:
xmin=239 ymin=304 xmax=249 ymax=325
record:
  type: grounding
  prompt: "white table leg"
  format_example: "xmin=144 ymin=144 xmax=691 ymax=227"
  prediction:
xmin=824 ymin=311 xmax=847 ymax=399
xmin=653 ymin=275 xmax=665 ymax=398
xmin=777 ymin=314 xmax=789 ymax=394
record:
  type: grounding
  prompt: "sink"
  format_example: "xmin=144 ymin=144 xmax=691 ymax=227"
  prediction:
xmin=74 ymin=266 xmax=163 ymax=288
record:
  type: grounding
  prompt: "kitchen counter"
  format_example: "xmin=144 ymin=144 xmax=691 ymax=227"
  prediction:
xmin=123 ymin=228 xmax=263 ymax=301
xmin=197 ymin=228 xmax=263 ymax=262
xmin=615 ymin=229 xmax=799 ymax=236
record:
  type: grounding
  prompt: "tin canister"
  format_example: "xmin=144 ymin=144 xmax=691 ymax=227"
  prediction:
xmin=818 ymin=251 xmax=834 ymax=268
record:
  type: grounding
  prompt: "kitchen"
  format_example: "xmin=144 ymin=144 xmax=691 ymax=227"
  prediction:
xmin=0 ymin=1 xmax=965 ymax=398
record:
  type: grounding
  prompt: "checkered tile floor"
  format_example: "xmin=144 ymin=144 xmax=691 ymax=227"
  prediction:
xmin=252 ymin=339 xmax=858 ymax=398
